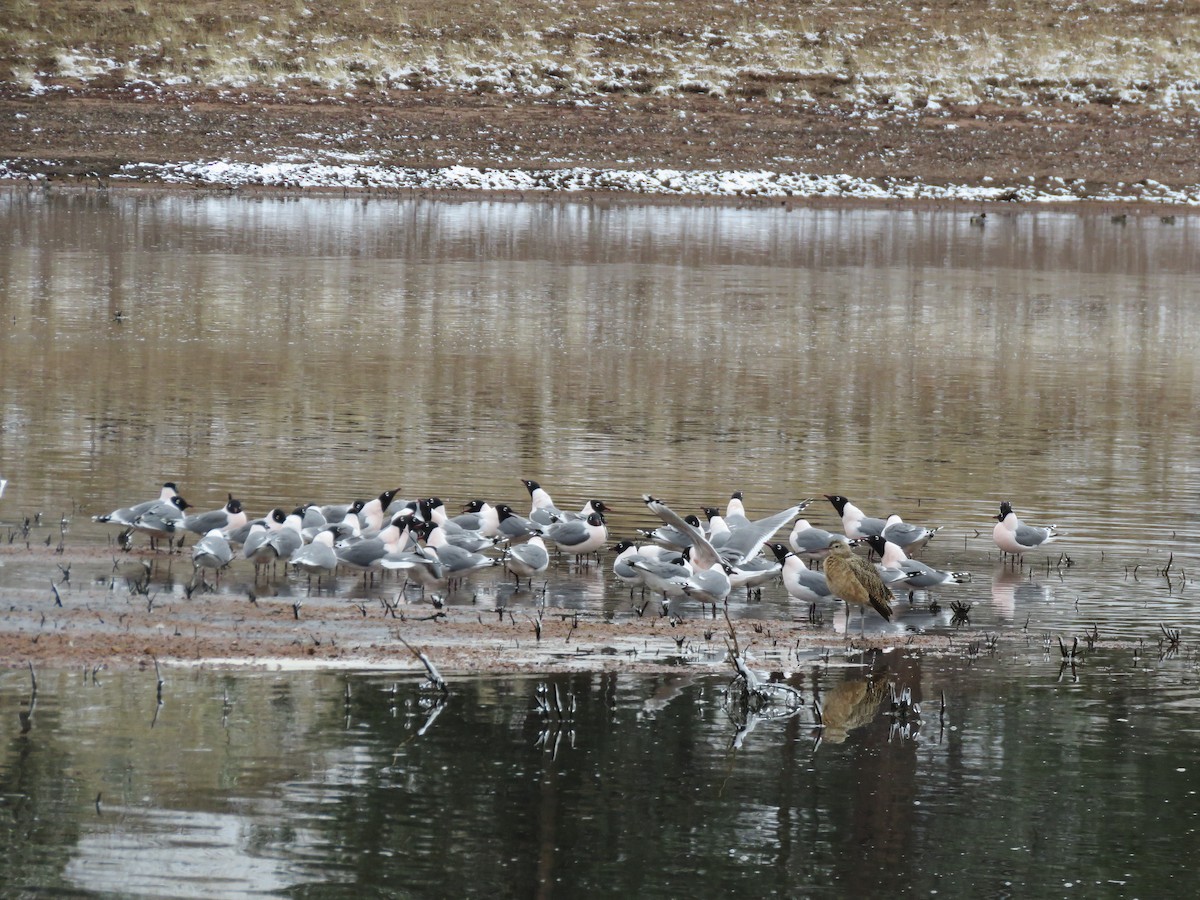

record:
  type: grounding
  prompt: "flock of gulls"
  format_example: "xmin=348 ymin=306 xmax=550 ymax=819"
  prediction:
xmin=92 ymin=480 xmax=1059 ymax=627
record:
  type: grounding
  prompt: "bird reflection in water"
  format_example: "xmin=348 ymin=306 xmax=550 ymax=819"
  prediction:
xmin=989 ymin=565 xmax=1054 ymax=621
xmin=812 ymin=668 xmax=892 ymax=750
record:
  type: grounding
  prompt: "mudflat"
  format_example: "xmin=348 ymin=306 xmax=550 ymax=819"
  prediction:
xmin=1 ymin=539 xmax=943 ymax=675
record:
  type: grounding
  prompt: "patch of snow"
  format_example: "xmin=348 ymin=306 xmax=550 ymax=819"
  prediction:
xmin=60 ymin=159 xmax=1197 ymax=206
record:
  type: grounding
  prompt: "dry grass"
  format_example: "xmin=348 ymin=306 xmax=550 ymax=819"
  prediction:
xmin=3 ymin=0 xmax=1200 ymax=108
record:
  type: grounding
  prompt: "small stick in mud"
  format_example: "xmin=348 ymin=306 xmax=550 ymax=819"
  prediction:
xmin=19 ymin=663 xmax=38 ymax=734
xmin=380 ymin=594 xmax=400 ymax=618
xmin=1159 ymin=624 xmax=1182 ymax=658
xmin=55 ymin=515 xmax=68 ymax=553
xmin=398 ymin=636 xmax=450 ymax=696
xmin=153 ymin=656 xmax=164 ymax=703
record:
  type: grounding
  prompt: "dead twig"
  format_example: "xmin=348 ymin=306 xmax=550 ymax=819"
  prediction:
xmin=19 ymin=662 xmax=38 ymax=734
xmin=153 ymin=656 xmax=164 ymax=702
xmin=398 ymin=636 xmax=450 ymax=696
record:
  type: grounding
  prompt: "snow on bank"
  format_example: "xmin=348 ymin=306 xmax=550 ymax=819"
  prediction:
xmin=4 ymin=158 xmax=1199 ymax=205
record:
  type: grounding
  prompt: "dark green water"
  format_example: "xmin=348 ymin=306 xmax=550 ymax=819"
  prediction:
xmin=3 ymin=654 xmax=1199 ymax=898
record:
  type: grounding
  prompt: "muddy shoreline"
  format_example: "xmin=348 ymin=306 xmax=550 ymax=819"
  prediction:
xmin=5 ymin=178 xmax=1198 ymax=219
xmin=4 ymin=84 xmax=1200 ymax=209
xmin=0 ymin=539 xmax=990 ymax=675
xmin=0 ymin=537 xmax=1136 ymax=675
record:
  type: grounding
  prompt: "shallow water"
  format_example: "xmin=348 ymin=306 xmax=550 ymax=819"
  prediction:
xmin=2 ymin=189 xmax=1200 ymax=893
xmin=1 ymin=189 xmax=1198 ymax=636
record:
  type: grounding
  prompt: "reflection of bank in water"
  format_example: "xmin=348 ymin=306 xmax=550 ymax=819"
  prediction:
xmin=989 ymin=565 xmax=1054 ymax=621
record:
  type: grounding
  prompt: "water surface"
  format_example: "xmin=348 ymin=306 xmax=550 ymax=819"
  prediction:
xmin=2 ymin=189 xmax=1200 ymax=895
xmin=1 ymin=190 xmax=1197 ymax=636
xmin=3 ymin=658 xmax=1200 ymax=897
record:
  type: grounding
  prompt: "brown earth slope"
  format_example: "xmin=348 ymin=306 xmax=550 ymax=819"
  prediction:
xmin=2 ymin=0 xmax=1200 ymax=202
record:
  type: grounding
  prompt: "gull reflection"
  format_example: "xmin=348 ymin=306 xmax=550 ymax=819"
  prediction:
xmin=989 ymin=565 xmax=1054 ymax=622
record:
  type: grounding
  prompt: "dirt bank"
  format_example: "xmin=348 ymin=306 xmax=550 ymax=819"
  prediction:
xmin=5 ymin=0 xmax=1200 ymax=203
xmin=4 ymin=84 xmax=1200 ymax=208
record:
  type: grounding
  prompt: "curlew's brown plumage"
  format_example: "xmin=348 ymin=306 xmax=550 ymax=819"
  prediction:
xmin=824 ymin=539 xmax=893 ymax=629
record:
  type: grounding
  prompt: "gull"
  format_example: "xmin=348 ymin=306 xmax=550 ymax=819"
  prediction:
xmin=329 ymin=507 xmax=367 ymax=541
xmin=238 ymin=508 xmax=287 ymax=555
xmin=702 ymin=506 xmax=732 ymax=543
xmin=626 ymin=554 xmax=694 ymax=614
xmin=864 ymin=535 xmax=971 ymax=599
xmin=993 ymin=501 xmax=1058 ymax=557
xmin=241 ymin=522 xmax=271 ymax=571
xmin=787 ymin=518 xmax=842 ymax=564
xmin=710 ymin=501 xmax=806 ymax=565
xmin=523 ymin=479 xmax=613 ymax=524
xmin=502 ymin=535 xmax=550 ymax=588
xmin=318 ymin=498 xmax=365 ymax=524
xmin=455 ymin=500 xmax=500 ymax=538
xmin=522 ymin=479 xmax=566 ymax=527
xmin=289 ymin=529 xmax=339 ymax=588
xmin=545 ymin=513 xmax=608 ymax=561
xmin=191 ymin=529 xmax=233 ymax=578
xmin=618 ymin=537 xmax=696 ymax=610
xmin=335 ymin=515 xmax=408 ymax=576
xmin=359 ymin=489 xmax=403 ymax=534
xmin=131 ymin=495 xmax=192 ymax=549
xmin=611 ymin=540 xmax=644 ymax=589
xmin=637 ymin=513 xmax=705 ymax=552
xmin=299 ymin=504 xmax=331 ymax=542
xmin=421 ymin=498 xmax=495 ymax=552
xmin=243 ymin=510 xmax=289 ymax=577
xmin=180 ymin=494 xmax=248 ymax=537
xmin=578 ymin=499 xmax=615 ymax=520
xmin=300 ymin=504 xmax=327 ymax=529
xmin=611 ymin=539 xmax=674 ymax=593
xmin=727 ymin=556 xmax=782 ymax=592
xmin=260 ymin=507 xmax=305 ymax=564
xmin=93 ymin=482 xmax=182 ymax=527
xmin=417 ymin=521 xmax=497 ymax=588
xmin=642 ymin=495 xmax=734 ymax=612
xmin=823 ymin=539 xmax=894 ymax=631
xmin=723 ymin=491 xmax=751 ymax=529
xmin=769 ymin=543 xmax=835 ymax=607
xmin=495 ymin=504 xmax=545 ymax=543
xmin=381 ymin=543 xmax=446 ymax=593
xmin=880 ymin=513 xmax=942 ymax=553
xmin=825 ymin=494 xmax=887 ymax=540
